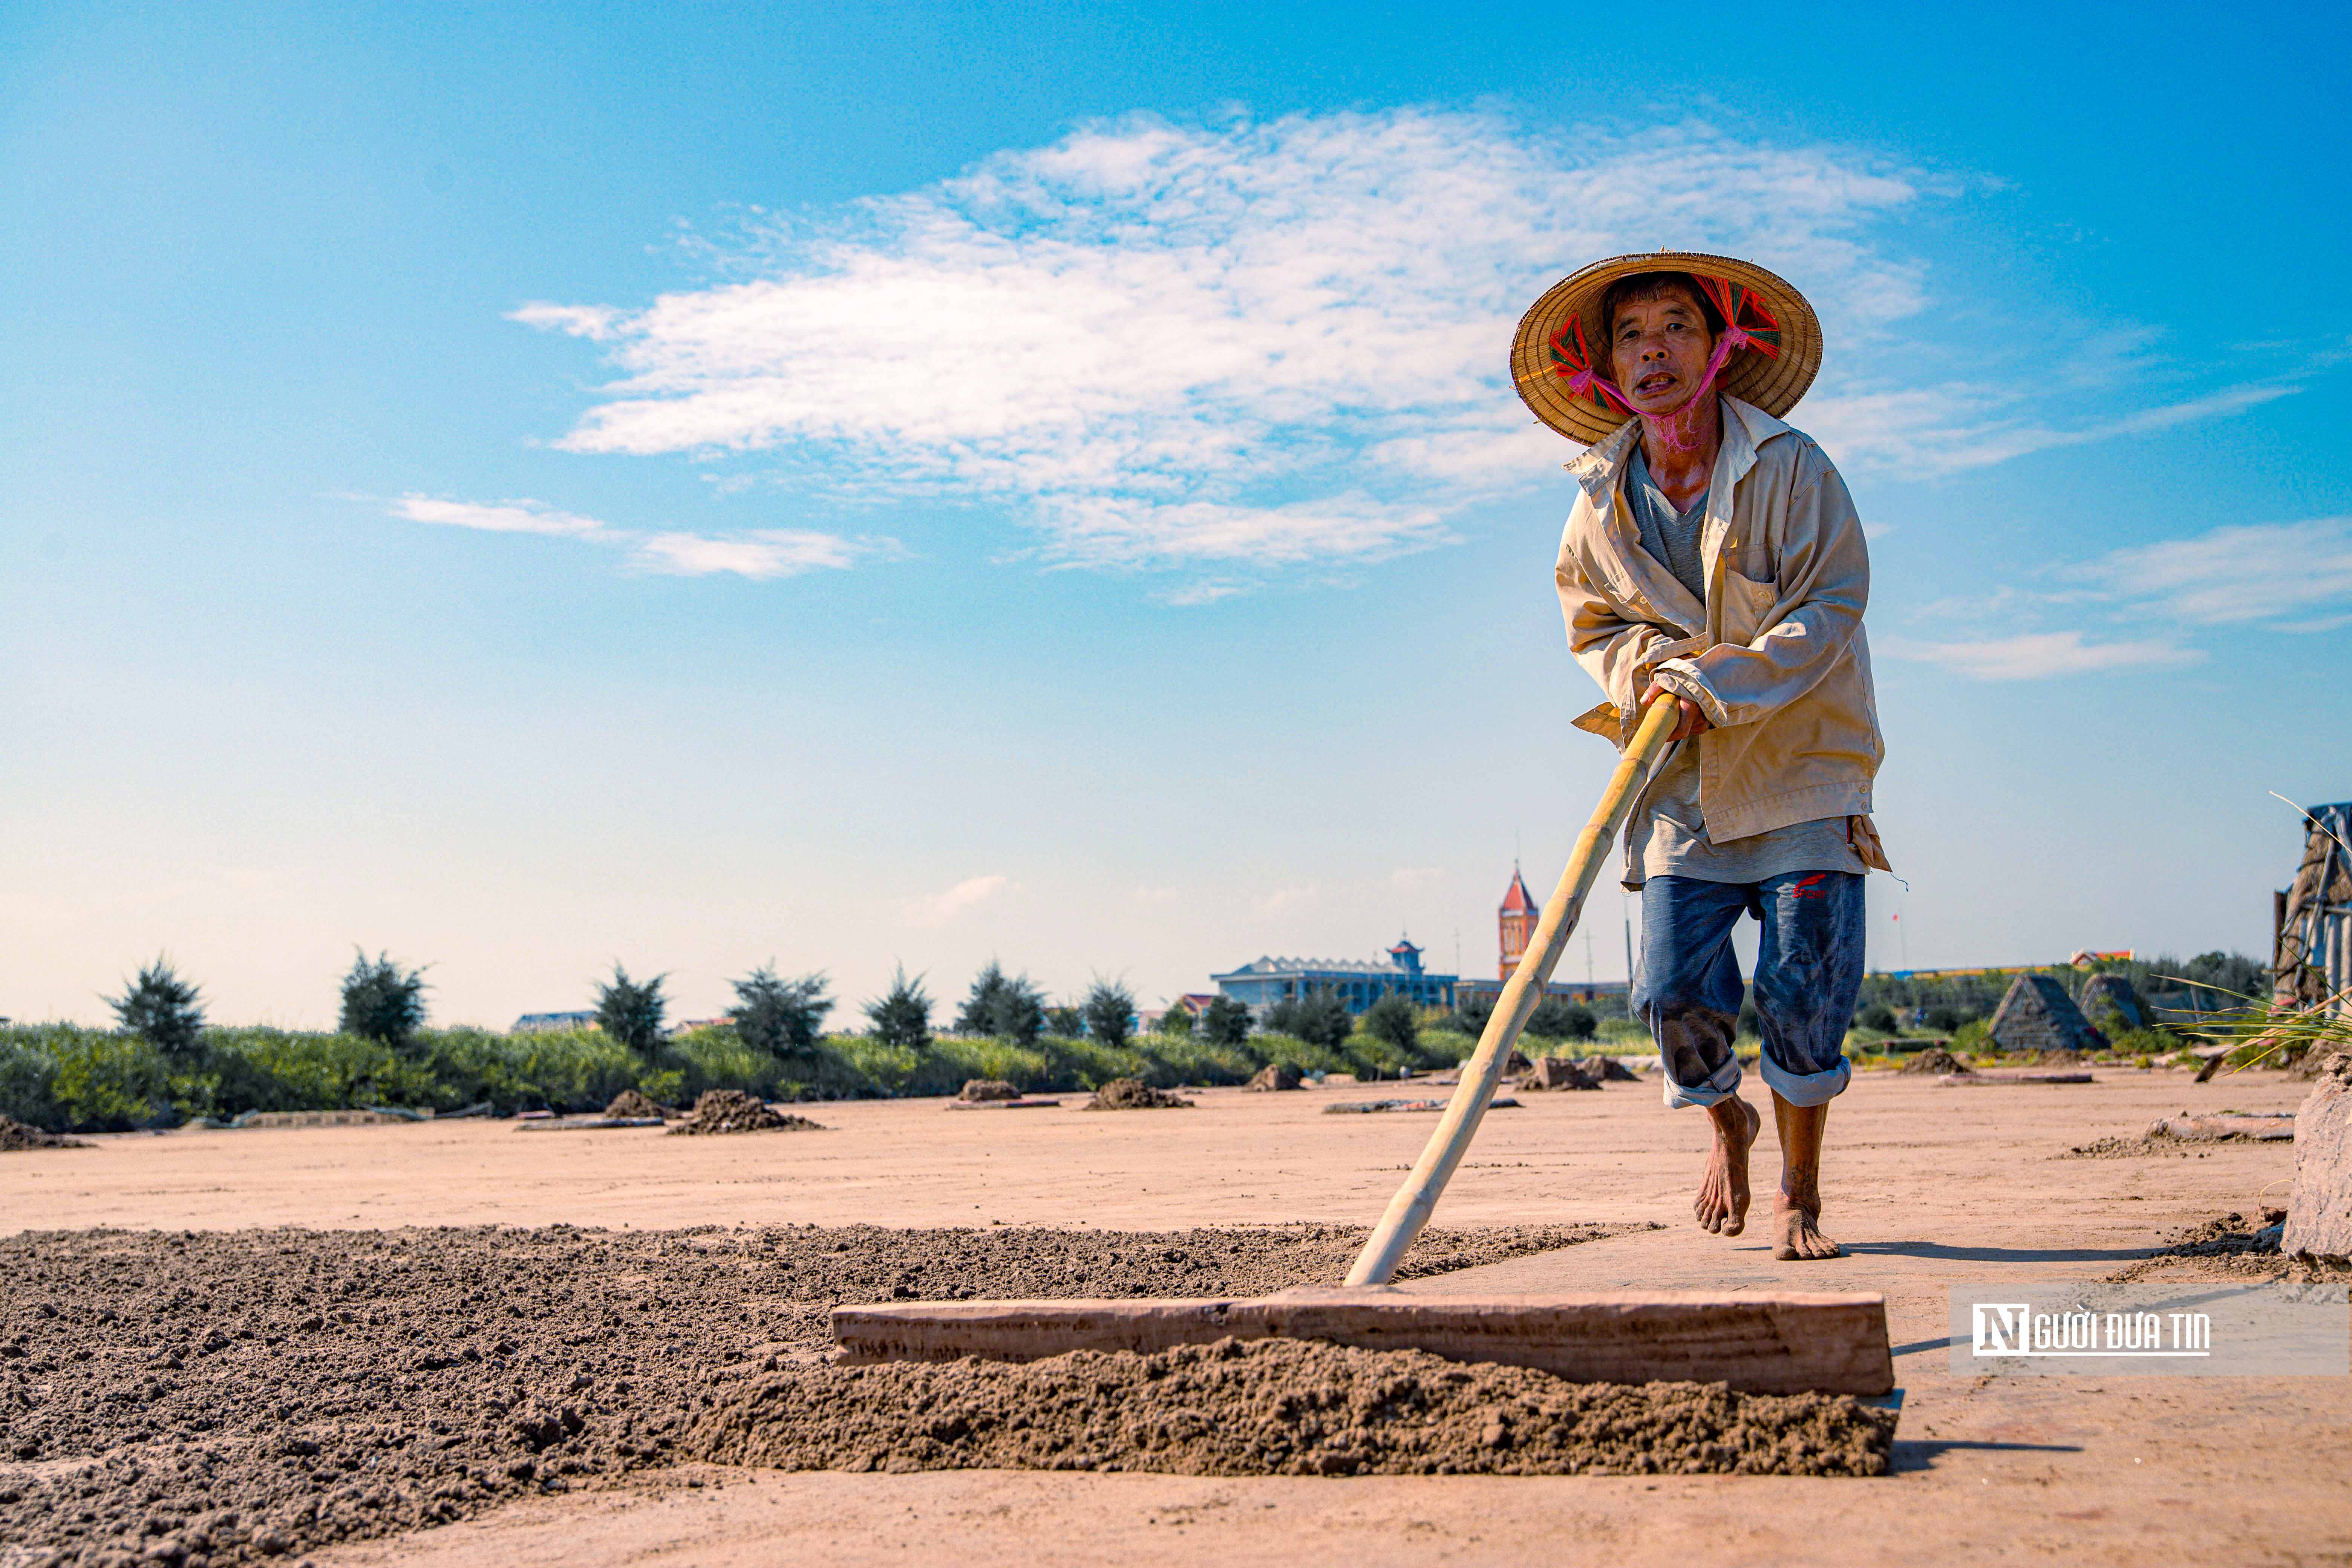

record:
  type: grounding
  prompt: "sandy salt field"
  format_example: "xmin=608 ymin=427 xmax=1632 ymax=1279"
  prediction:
xmin=2 ymin=1067 xmax=2346 ymax=1565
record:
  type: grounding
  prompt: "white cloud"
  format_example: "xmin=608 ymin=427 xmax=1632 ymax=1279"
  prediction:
xmin=1806 ymin=380 xmax=2297 ymax=478
xmin=632 ymin=529 xmax=868 ymax=578
xmin=2073 ymin=516 xmax=2352 ymax=629
xmin=508 ymin=108 xmax=2300 ymax=586
xmin=517 ymin=112 xmax=1936 ymax=573
xmin=392 ymin=495 xmax=612 ymax=537
xmin=1879 ymin=630 xmax=2202 ymax=680
xmin=391 ymin=496 xmax=880 ymax=580
xmin=1254 ymin=885 xmax=1315 ymax=918
xmin=907 ymin=874 xmax=1011 ymax=928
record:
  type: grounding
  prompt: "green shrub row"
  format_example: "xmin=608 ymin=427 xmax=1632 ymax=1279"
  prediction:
xmin=0 ymin=1021 xmax=1495 ymax=1133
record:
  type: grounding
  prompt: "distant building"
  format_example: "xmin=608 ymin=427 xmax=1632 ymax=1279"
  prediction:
xmin=1213 ymin=938 xmax=1457 ymax=1018
xmin=1456 ymin=865 xmax=1619 ymax=1012
xmin=512 ymin=1011 xmax=597 ymax=1034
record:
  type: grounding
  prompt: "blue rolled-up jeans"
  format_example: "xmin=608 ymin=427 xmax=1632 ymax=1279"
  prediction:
xmin=1632 ymin=871 xmax=1866 ymax=1111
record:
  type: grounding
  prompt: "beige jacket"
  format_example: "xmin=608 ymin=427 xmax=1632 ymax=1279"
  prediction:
xmin=1554 ymin=395 xmax=1888 ymax=871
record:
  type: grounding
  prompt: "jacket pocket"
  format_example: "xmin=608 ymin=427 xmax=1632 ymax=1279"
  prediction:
xmin=1720 ymin=568 xmax=1780 ymax=644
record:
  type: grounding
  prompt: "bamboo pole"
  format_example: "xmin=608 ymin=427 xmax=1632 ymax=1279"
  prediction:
xmin=1345 ymin=692 xmax=1683 ymax=1287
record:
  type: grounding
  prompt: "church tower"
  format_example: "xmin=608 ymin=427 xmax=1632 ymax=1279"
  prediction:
xmin=1498 ymin=866 xmax=1537 ymax=978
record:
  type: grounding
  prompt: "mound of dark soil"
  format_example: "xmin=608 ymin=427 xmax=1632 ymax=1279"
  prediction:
xmin=1900 ymin=1047 xmax=1970 ymax=1075
xmin=1520 ymin=1058 xmax=1599 ymax=1091
xmin=666 ymin=1090 xmax=825 ymax=1135
xmin=1084 ymin=1078 xmax=1194 ymax=1110
xmin=691 ymin=1336 xmax=1894 ymax=1478
xmin=1246 ymin=1063 xmax=1303 ymax=1092
xmin=0 ymin=1115 xmax=87 ymax=1150
xmin=0 ymin=1222 xmax=1627 ymax=1564
xmin=602 ymin=1089 xmax=669 ymax=1120
xmin=958 ymin=1080 xmax=1021 ymax=1102
xmin=2062 ymin=1136 xmax=2187 ymax=1160
xmin=1576 ymin=1055 xmax=1639 ymax=1082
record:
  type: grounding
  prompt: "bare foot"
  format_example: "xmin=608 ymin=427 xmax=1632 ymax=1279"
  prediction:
xmin=1772 ymin=1095 xmax=1844 ymax=1260
xmin=1695 ymin=1096 xmax=1759 ymax=1236
xmin=1774 ymin=1202 xmax=1844 ymax=1260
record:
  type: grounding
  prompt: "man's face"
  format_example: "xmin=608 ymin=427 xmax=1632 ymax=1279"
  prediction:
xmin=1606 ymin=286 xmax=1715 ymax=416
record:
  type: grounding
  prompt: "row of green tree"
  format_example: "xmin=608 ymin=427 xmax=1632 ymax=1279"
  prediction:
xmin=96 ymin=950 xmax=1617 ymax=1071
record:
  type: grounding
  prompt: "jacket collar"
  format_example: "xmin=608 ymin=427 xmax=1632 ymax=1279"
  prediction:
xmin=1562 ymin=394 xmax=1790 ymax=502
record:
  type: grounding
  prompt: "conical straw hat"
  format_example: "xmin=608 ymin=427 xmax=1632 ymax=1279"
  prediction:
xmin=1510 ymin=252 xmax=1824 ymax=446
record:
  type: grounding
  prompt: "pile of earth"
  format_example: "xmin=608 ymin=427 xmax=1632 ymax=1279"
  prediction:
xmin=602 ymin=1090 xmax=669 ymax=1120
xmin=958 ymin=1080 xmax=1022 ymax=1102
xmin=1519 ymin=1058 xmax=1599 ymax=1091
xmin=2107 ymin=1210 xmax=2350 ymax=1285
xmin=691 ymin=1336 xmax=1896 ymax=1478
xmin=1899 ymin=1047 xmax=1971 ymax=1075
xmin=0 ymin=1221 xmax=1631 ymax=1564
xmin=1084 ymin=1078 xmax=1194 ymax=1110
xmin=0 ymin=1114 xmax=87 ymax=1150
xmin=2062 ymin=1136 xmax=2204 ymax=1160
xmin=666 ymin=1090 xmax=825 ymax=1135
xmin=1245 ymin=1063 xmax=1303 ymax=1092
xmin=2011 ymin=1049 xmax=2087 ymax=1068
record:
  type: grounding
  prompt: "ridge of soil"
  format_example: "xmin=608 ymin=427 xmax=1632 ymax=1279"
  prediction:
xmin=1083 ymin=1079 xmax=1194 ymax=1110
xmin=1899 ymin=1049 xmax=1969 ymax=1076
xmin=665 ymin=1091 xmax=825 ymax=1135
xmin=2106 ymin=1210 xmax=2352 ymax=1285
xmin=0 ymin=1222 xmax=1628 ymax=1565
xmin=0 ymin=1116 xmax=88 ymax=1151
xmin=690 ymin=1337 xmax=1896 ymax=1479
xmin=600 ymin=1090 xmax=668 ymax=1121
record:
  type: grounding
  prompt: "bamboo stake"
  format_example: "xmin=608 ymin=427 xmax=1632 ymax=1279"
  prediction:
xmin=1345 ymin=692 xmax=1683 ymax=1287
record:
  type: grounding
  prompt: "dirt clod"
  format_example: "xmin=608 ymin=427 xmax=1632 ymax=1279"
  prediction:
xmin=0 ymin=1222 xmax=1625 ymax=1564
xmin=666 ymin=1090 xmax=825 ymax=1135
xmin=0 ymin=1115 xmax=88 ymax=1150
xmin=689 ymin=1337 xmax=1896 ymax=1478
xmin=1900 ymin=1048 xmax=1970 ymax=1075
xmin=1246 ymin=1063 xmax=1303 ymax=1092
xmin=1520 ymin=1058 xmax=1600 ymax=1091
xmin=1084 ymin=1078 xmax=1194 ymax=1110
xmin=959 ymin=1080 xmax=1021 ymax=1102
xmin=603 ymin=1090 xmax=669 ymax=1120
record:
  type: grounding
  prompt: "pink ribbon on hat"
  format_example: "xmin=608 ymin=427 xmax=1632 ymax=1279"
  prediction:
xmin=1547 ymin=274 xmax=1785 ymax=431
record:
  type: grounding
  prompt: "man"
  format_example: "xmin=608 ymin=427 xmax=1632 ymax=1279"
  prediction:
xmin=1511 ymin=253 xmax=1887 ymax=1262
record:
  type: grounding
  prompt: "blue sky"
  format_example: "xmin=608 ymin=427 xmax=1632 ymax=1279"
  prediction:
xmin=3 ymin=1 xmax=2347 ymax=1029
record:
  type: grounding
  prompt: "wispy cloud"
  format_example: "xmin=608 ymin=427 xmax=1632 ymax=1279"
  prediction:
xmin=514 ymin=112 xmax=1936 ymax=577
xmin=392 ymin=495 xmax=612 ymax=538
xmin=1879 ymin=630 xmax=2202 ymax=680
xmin=1885 ymin=515 xmax=2352 ymax=678
xmin=508 ymin=108 xmax=2298 ymax=588
xmin=632 ymin=529 xmax=870 ymax=578
xmin=907 ymin=874 xmax=1011 ymax=928
xmin=1253 ymin=885 xmax=1316 ymax=918
xmin=2072 ymin=516 xmax=2352 ymax=631
xmin=1807 ymin=381 xmax=2298 ymax=479
xmin=390 ymin=494 xmax=887 ymax=580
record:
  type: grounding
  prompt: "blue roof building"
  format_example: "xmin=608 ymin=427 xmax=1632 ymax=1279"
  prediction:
xmin=1211 ymin=937 xmax=1457 ymax=1018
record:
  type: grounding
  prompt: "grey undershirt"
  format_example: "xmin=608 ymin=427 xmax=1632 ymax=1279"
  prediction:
xmin=1621 ymin=447 xmax=1864 ymax=886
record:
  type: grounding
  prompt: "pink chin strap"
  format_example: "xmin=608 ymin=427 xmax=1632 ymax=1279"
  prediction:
xmin=1546 ymin=274 xmax=1784 ymax=449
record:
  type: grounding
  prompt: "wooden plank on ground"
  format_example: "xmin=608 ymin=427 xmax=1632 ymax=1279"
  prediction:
xmin=833 ymin=1288 xmax=1894 ymax=1396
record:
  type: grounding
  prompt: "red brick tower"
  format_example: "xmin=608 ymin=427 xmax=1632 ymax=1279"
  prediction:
xmin=1498 ymin=866 xmax=1537 ymax=978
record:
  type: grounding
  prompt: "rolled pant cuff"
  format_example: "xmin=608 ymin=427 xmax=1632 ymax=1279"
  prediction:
xmin=1660 ymin=1054 xmax=1744 ymax=1110
xmin=1760 ymin=1054 xmax=1850 ymax=1108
